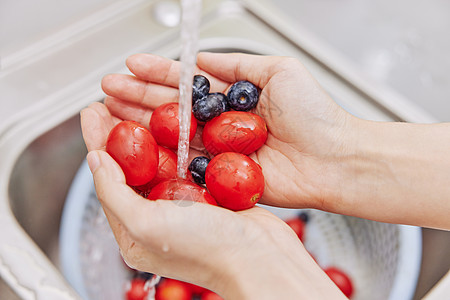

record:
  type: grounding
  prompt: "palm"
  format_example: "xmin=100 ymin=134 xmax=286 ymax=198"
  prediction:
xmin=80 ymin=102 xmax=308 ymax=283
xmin=81 ymin=100 xmax=306 ymax=283
xmin=249 ymin=69 xmax=343 ymax=208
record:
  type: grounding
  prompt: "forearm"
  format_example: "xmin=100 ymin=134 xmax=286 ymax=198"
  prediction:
xmin=332 ymin=119 xmax=450 ymax=229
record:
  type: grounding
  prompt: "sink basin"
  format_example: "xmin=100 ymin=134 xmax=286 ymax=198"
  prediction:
xmin=0 ymin=0 xmax=444 ymax=299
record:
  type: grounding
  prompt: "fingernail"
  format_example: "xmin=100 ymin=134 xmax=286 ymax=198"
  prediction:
xmin=86 ymin=151 xmax=100 ymax=173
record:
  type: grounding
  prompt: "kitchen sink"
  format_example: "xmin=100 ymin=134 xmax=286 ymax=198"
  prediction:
xmin=1 ymin=0 xmax=447 ymax=299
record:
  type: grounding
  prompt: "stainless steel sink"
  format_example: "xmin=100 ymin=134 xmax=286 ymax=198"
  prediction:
xmin=0 ymin=0 xmax=447 ymax=299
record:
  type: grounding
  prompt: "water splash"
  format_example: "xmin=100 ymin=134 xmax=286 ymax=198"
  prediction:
xmin=177 ymin=0 xmax=202 ymax=179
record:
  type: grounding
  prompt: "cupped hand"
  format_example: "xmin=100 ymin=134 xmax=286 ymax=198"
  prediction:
xmin=99 ymin=52 xmax=354 ymax=211
xmin=80 ymin=51 xmax=450 ymax=299
xmin=80 ymin=104 xmax=341 ymax=299
xmin=79 ymin=52 xmax=349 ymax=298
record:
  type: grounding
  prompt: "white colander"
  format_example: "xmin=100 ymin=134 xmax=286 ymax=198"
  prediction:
xmin=60 ymin=161 xmax=422 ymax=300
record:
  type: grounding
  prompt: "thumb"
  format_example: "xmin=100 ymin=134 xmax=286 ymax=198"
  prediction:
xmin=85 ymin=150 xmax=221 ymax=242
xmin=86 ymin=150 xmax=150 ymax=230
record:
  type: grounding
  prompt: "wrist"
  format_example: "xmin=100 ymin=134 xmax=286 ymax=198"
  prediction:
xmin=305 ymin=112 xmax=363 ymax=212
xmin=212 ymin=233 xmax=344 ymax=299
xmin=327 ymin=119 xmax=450 ymax=228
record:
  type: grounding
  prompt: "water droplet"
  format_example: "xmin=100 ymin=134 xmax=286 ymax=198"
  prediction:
xmin=162 ymin=243 xmax=170 ymax=253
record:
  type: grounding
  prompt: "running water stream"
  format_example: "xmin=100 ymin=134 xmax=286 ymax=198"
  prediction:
xmin=177 ymin=0 xmax=202 ymax=179
xmin=145 ymin=1 xmax=202 ymax=298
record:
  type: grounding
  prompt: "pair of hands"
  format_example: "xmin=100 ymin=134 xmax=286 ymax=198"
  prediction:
xmin=81 ymin=52 xmax=354 ymax=299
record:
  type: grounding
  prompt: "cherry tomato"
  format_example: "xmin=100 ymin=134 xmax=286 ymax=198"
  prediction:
xmin=125 ymin=278 xmax=149 ymax=300
xmin=202 ymin=111 xmax=267 ymax=155
xmin=147 ymin=179 xmax=217 ymax=205
xmin=150 ymin=102 xmax=197 ymax=149
xmin=205 ymin=152 xmax=264 ymax=210
xmin=134 ymin=146 xmax=178 ymax=195
xmin=155 ymin=278 xmax=192 ymax=300
xmin=183 ymin=282 xmax=208 ymax=295
xmin=285 ymin=217 xmax=305 ymax=241
xmin=106 ymin=121 xmax=158 ymax=186
xmin=324 ymin=267 xmax=354 ymax=298
xmin=201 ymin=290 xmax=224 ymax=300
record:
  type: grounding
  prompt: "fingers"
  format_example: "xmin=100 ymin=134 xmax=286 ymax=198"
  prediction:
xmin=103 ymin=53 xmax=250 ymax=112
xmin=197 ymin=52 xmax=286 ymax=88
xmin=126 ymin=53 xmax=229 ymax=91
xmin=87 ymin=150 xmax=156 ymax=233
xmin=102 ymin=74 xmax=180 ymax=110
xmin=102 ymin=53 xmax=290 ymax=114
xmin=125 ymin=53 xmax=180 ymax=88
xmin=104 ymin=96 xmax=153 ymax=128
xmin=80 ymin=102 xmax=121 ymax=151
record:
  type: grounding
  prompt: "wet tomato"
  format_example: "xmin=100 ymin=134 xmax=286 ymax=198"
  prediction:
xmin=147 ymin=179 xmax=217 ymax=205
xmin=201 ymin=290 xmax=224 ymax=300
xmin=202 ymin=111 xmax=267 ymax=155
xmin=205 ymin=152 xmax=264 ymax=210
xmin=155 ymin=278 xmax=192 ymax=300
xmin=134 ymin=146 xmax=178 ymax=195
xmin=125 ymin=278 xmax=149 ymax=300
xmin=324 ymin=267 xmax=353 ymax=298
xmin=106 ymin=121 xmax=158 ymax=186
xmin=285 ymin=217 xmax=305 ymax=241
xmin=182 ymin=282 xmax=208 ymax=295
xmin=150 ymin=102 xmax=197 ymax=149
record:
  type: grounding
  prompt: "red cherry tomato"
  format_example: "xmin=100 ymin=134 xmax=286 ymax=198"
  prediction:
xmin=155 ymin=278 xmax=192 ymax=300
xmin=125 ymin=278 xmax=149 ymax=300
xmin=201 ymin=290 xmax=224 ymax=300
xmin=147 ymin=179 xmax=217 ymax=205
xmin=205 ymin=152 xmax=264 ymax=210
xmin=106 ymin=121 xmax=158 ymax=186
xmin=324 ymin=267 xmax=354 ymax=298
xmin=285 ymin=217 xmax=305 ymax=241
xmin=182 ymin=282 xmax=207 ymax=295
xmin=202 ymin=111 xmax=267 ymax=155
xmin=134 ymin=146 xmax=178 ymax=195
xmin=150 ymin=102 xmax=197 ymax=149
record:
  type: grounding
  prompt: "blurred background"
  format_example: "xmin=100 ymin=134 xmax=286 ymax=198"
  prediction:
xmin=2 ymin=0 xmax=450 ymax=120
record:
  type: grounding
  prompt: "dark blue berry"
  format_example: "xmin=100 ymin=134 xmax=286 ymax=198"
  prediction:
xmin=298 ymin=212 xmax=309 ymax=223
xmin=192 ymin=92 xmax=229 ymax=122
xmin=134 ymin=271 xmax=154 ymax=281
xmin=192 ymin=75 xmax=210 ymax=104
xmin=188 ymin=156 xmax=210 ymax=185
xmin=227 ymin=80 xmax=259 ymax=111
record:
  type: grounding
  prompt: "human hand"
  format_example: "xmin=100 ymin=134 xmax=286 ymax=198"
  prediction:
xmin=80 ymin=102 xmax=345 ymax=299
xmin=100 ymin=52 xmax=355 ymax=213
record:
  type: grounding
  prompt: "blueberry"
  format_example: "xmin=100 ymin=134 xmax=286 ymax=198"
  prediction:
xmin=188 ymin=156 xmax=210 ymax=184
xmin=298 ymin=212 xmax=309 ymax=223
xmin=192 ymin=75 xmax=210 ymax=104
xmin=192 ymin=92 xmax=229 ymax=122
xmin=135 ymin=271 xmax=154 ymax=281
xmin=227 ymin=80 xmax=259 ymax=111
